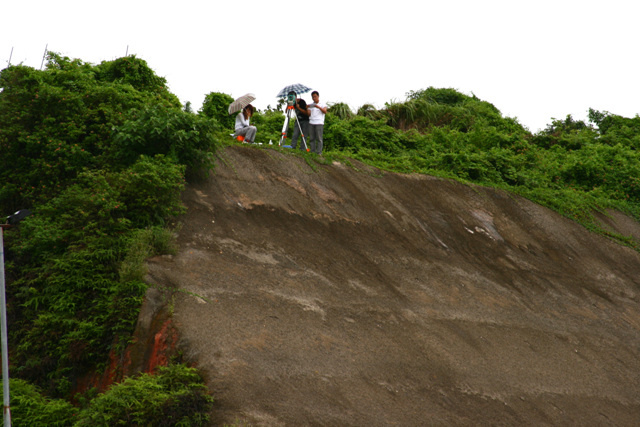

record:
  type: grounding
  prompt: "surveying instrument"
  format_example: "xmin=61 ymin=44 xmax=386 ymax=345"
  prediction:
xmin=279 ymin=91 xmax=309 ymax=151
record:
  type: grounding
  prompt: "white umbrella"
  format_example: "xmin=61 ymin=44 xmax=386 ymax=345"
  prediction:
xmin=228 ymin=93 xmax=256 ymax=115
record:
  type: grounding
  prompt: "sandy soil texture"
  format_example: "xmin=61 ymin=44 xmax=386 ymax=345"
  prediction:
xmin=142 ymin=146 xmax=640 ymax=426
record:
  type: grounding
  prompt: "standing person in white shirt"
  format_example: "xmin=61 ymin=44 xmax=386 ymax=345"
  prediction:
xmin=234 ymin=104 xmax=257 ymax=144
xmin=308 ymin=91 xmax=327 ymax=155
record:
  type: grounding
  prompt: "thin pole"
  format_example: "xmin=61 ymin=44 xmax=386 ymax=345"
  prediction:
xmin=280 ymin=107 xmax=292 ymax=146
xmin=125 ymin=45 xmax=129 ymax=56
xmin=40 ymin=44 xmax=48 ymax=70
xmin=7 ymin=47 xmax=13 ymax=66
xmin=293 ymin=111 xmax=309 ymax=151
xmin=0 ymin=226 xmax=11 ymax=427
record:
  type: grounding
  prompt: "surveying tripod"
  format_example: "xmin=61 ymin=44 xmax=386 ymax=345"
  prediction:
xmin=279 ymin=91 xmax=309 ymax=151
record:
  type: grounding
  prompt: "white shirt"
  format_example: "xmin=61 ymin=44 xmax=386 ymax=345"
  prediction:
xmin=235 ymin=113 xmax=251 ymax=131
xmin=309 ymin=102 xmax=327 ymax=125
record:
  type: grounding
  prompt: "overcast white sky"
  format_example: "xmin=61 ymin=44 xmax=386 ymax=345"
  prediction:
xmin=2 ymin=1 xmax=638 ymax=132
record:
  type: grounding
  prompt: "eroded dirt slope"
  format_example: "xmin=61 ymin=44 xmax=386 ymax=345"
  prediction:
xmin=144 ymin=146 xmax=640 ymax=426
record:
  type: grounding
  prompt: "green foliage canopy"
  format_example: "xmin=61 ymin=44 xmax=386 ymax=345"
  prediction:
xmin=4 ymin=364 xmax=213 ymax=427
xmin=0 ymin=53 xmax=219 ymax=400
xmin=199 ymin=91 xmax=234 ymax=129
xmin=318 ymin=87 xmax=640 ymax=245
xmin=0 ymin=53 xmax=188 ymax=211
xmin=74 ymin=364 xmax=213 ymax=427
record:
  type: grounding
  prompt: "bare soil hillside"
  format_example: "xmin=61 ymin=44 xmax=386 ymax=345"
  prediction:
xmin=142 ymin=145 xmax=640 ymax=426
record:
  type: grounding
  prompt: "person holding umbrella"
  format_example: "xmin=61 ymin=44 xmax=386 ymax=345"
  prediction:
xmin=234 ymin=104 xmax=257 ymax=144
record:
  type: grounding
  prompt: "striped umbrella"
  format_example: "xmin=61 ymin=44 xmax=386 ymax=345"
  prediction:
xmin=228 ymin=93 xmax=256 ymax=115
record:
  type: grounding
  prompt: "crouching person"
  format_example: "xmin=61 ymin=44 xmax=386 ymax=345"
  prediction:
xmin=235 ymin=104 xmax=257 ymax=143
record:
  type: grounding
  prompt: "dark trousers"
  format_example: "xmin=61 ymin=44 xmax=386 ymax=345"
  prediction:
xmin=309 ymin=124 xmax=324 ymax=155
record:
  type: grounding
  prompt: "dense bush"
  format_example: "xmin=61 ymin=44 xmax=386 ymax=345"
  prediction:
xmin=589 ymin=108 xmax=640 ymax=149
xmin=0 ymin=52 xmax=219 ymax=404
xmin=0 ymin=53 xmax=183 ymax=211
xmin=3 ymin=364 xmax=213 ymax=427
xmin=199 ymin=91 xmax=234 ymax=129
xmin=73 ymin=364 xmax=213 ymax=426
xmin=250 ymin=107 xmax=286 ymax=144
xmin=325 ymin=115 xmax=402 ymax=153
xmin=3 ymin=379 xmax=76 ymax=426
xmin=9 ymin=156 xmax=185 ymax=395
xmin=94 ymin=55 xmax=176 ymax=96
xmin=110 ymin=105 xmax=219 ymax=180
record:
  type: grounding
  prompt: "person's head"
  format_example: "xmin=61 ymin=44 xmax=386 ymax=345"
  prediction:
xmin=311 ymin=91 xmax=320 ymax=103
xmin=243 ymin=104 xmax=254 ymax=118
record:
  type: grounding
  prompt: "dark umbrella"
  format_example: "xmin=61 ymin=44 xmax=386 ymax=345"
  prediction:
xmin=228 ymin=93 xmax=256 ymax=115
xmin=276 ymin=84 xmax=312 ymax=98
xmin=6 ymin=209 xmax=32 ymax=225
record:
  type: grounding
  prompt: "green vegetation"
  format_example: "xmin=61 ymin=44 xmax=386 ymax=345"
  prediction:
xmin=73 ymin=364 xmax=213 ymax=426
xmin=1 ymin=53 xmax=639 ymax=424
xmin=4 ymin=364 xmax=212 ymax=426
xmin=317 ymin=88 xmax=640 ymax=246
xmin=2 ymin=379 xmax=75 ymax=427
xmin=0 ymin=53 xmax=215 ymax=423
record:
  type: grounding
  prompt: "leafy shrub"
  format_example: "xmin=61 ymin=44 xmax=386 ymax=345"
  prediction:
xmin=110 ymin=105 xmax=219 ymax=181
xmin=531 ymin=114 xmax=595 ymax=149
xmin=589 ymin=108 xmax=640 ymax=149
xmin=3 ymin=378 xmax=76 ymax=427
xmin=4 ymin=365 xmax=213 ymax=426
xmin=407 ymin=86 xmax=470 ymax=105
xmin=73 ymin=364 xmax=214 ymax=427
xmin=112 ymin=155 xmax=187 ymax=226
xmin=250 ymin=108 xmax=285 ymax=144
xmin=7 ymin=156 xmax=185 ymax=394
xmin=94 ymin=55 xmax=176 ymax=99
xmin=325 ymin=115 xmax=402 ymax=153
xmin=199 ymin=91 xmax=234 ymax=130
xmin=0 ymin=53 xmax=186 ymax=210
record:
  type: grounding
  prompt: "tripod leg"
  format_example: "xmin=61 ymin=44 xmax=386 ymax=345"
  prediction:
xmin=279 ymin=108 xmax=294 ymax=146
xmin=295 ymin=117 xmax=309 ymax=152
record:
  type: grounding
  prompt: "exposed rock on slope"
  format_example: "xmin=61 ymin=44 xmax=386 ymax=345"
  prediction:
xmin=144 ymin=146 xmax=640 ymax=426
